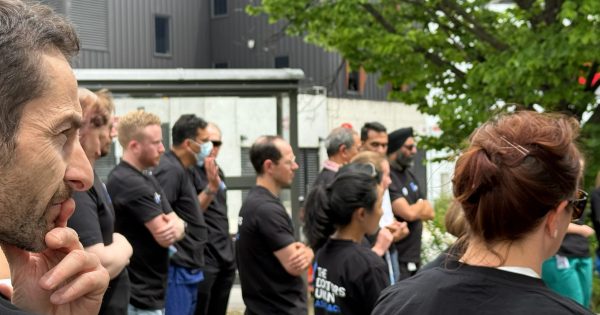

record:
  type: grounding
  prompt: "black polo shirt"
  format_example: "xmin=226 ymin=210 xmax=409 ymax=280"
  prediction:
xmin=69 ymin=171 xmax=130 ymax=314
xmin=236 ymin=186 xmax=307 ymax=315
xmin=389 ymin=167 xmax=424 ymax=263
xmin=190 ymin=164 xmax=234 ymax=271
xmin=154 ymin=150 xmax=207 ymax=269
xmin=106 ymin=161 xmax=173 ymax=310
xmin=314 ymin=239 xmax=389 ymax=315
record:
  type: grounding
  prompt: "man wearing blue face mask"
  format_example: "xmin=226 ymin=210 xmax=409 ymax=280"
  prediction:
xmin=154 ymin=114 xmax=210 ymax=315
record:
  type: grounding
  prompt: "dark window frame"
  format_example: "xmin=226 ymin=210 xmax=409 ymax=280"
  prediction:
xmin=154 ymin=14 xmax=172 ymax=57
xmin=212 ymin=0 xmax=228 ymax=18
xmin=274 ymin=56 xmax=290 ymax=68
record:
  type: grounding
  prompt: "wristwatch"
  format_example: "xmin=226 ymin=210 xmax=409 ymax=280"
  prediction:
xmin=204 ymin=186 xmax=217 ymax=196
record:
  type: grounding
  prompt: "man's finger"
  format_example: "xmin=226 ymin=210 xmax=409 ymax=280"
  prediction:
xmin=49 ymin=266 xmax=108 ymax=305
xmin=39 ymin=249 xmax=102 ymax=291
xmin=44 ymin=227 xmax=84 ymax=253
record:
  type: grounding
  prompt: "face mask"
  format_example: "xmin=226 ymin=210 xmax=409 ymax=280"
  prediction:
xmin=196 ymin=140 xmax=213 ymax=167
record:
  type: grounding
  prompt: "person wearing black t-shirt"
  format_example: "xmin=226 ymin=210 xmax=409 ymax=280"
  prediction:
xmin=68 ymin=88 xmax=133 ymax=315
xmin=386 ymin=127 xmax=434 ymax=279
xmin=107 ymin=110 xmax=186 ymax=314
xmin=154 ymin=114 xmax=210 ymax=315
xmin=304 ymin=163 xmax=390 ymax=315
xmin=193 ymin=123 xmax=235 ymax=315
xmin=373 ymin=111 xmax=594 ymax=315
xmin=237 ymin=136 xmax=314 ymax=315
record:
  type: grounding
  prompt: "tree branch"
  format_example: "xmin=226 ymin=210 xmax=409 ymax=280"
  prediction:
xmin=360 ymin=3 xmax=466 ymax=79
xmin=531 ymin=0 xmax=563 ymax=26
xmin=439 ymin=0 xmax=509 ymax=51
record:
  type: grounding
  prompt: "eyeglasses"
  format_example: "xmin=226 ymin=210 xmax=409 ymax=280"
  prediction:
xmin=569 ymin=189 xmax=588 ymax=221
xmin=403 ymin=144 xmax=416 ymax=151
xmin=211 ymin=140 xmax=222 ymax=147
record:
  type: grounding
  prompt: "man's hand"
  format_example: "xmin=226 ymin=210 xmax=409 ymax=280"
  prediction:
xmin=288 ymin=242 xmax=313 ymax=272
xmin=386 ymin=221 xmax=410 ymax=242
xmin=204 ymin=157 xmax=221 ymax=193
xmin=153 ymin=214 xmax=177 ymax=247
xmin=2 ymin=227 xmax=109 ymax=315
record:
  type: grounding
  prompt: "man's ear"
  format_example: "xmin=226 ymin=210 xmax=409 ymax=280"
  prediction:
xmin=263 ymin=159 xmax=273 ymax=174
xmin=545 ymin=200 xmax=568 ymax=238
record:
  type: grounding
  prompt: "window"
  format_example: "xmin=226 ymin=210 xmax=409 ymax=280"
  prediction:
xmin=154 ymin=16 xmax=171 ymax=55
xmin=345 ymin=62 xmax=367 ymax=94
xmin=213 ymin=0 xmax=227 ymax=17
xmin=347 ymin=70 xmax=360 ymax=92
xmin=214 ymin=62 xmax=229 ymax=68
xmin=274 ymin=56 xmax=289 ymax=68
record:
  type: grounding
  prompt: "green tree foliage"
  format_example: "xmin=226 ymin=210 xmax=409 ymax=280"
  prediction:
xmin=249 ymin=0 xmax=600 ymax=182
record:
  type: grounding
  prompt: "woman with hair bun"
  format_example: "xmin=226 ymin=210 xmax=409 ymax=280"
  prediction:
xmin=373 ymin=111 xmax=593 ymax=315
xmin=305 ymin=163 xmax=390 ymax=315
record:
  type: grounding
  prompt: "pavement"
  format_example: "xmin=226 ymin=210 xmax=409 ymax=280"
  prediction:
xmin=226 ymin=284 xmax=245 ymax=314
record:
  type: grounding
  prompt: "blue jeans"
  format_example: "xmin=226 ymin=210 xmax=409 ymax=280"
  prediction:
xmin=165 ymin=265 xmax=204 ymax=315
xmin=128 ymin=304 xmax=164 ymax=315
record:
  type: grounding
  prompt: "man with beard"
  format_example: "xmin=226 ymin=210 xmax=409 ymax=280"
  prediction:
xmin=0 ymin=0 xmax=110 ymax=313
xmin=107 ymin=110 xmax=186 ymax=315
xmin=387 ymin=127 xmax=434 ymax=280
xmin=68 ymin=88 xmax=133 ymax=315
xmin=154 ymin=114 xmax=209 ymax=315
xmin=193 ymin=123 xmax=236 ymax=315
xmin=237 ymin=136 xmax=314 ymax=315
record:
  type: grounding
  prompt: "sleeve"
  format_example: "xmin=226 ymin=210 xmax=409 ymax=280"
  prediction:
xmin=257 ymin=203 xmax=296 ymax=252
xmin=388 ymin=173 xmax=405 ymax=202
xmin=191 ymin=165 xmax=208 ymax=194
xmin=154 ymin=165 xmax=182 ymax=205
xmin=68 ymin=189 xmax=104 ymax=247
xmin=353 ymin=257 xmax=390 ymax=312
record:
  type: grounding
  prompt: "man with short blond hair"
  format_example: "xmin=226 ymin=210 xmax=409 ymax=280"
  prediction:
xmin=107 ymin=110 xmax=186 ymax=315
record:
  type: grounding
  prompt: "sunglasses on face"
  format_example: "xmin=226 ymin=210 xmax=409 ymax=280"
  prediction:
xmin=403 ymin=144 xmax=416 ymax=151
xmin=211 ymin=140 xmax=222 ymax=147
xmin=569 ymin=189 xmax=588 ymax=221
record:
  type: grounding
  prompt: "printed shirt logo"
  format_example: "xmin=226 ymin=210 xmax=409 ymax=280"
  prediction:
xmin=314 ymin=266 xmax=345 ymax=313
xmin=154 ymin=192 xmax=161 ymax=204
xmin=402 ymin=187 xmax=409 ymax=196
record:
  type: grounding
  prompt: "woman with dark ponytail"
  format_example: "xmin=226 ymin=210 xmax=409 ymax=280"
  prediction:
xmin=373 ymin=111 xmax=593 ymax=315
xmin=305 ymin=163 xmax=390 ymax=315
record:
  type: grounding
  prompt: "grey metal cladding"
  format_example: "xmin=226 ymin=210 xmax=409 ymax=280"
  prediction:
xmin=72 ymin=0 xmax=210 ymax=69
xmin=210 ymin=0 xmax=388 ymax=101
xmin=41 ymin=0 xmax=65 ymax=14
xmin=70 ymin=0 xmax=108 ymax=51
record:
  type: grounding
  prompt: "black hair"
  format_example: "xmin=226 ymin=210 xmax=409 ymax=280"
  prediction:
xmin=303 ymin=163 xmax=381 ymax=250
xmin=360 ymin=121 xmax=387 ymax=141
xmin=172 ymin=114 xmax=208 ymax=146
xmin=250 ymin=135 xmax=283 ymax=174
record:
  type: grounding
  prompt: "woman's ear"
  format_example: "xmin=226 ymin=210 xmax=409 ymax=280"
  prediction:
xmin=545 ymin=200 xmax=569 ymax=238
xmin=354 ymin=207 xmax=367 ymax=222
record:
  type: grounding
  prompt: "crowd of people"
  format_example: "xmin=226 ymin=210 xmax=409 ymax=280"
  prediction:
xmin=1 ymin=1 xmax=600 ymax=315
